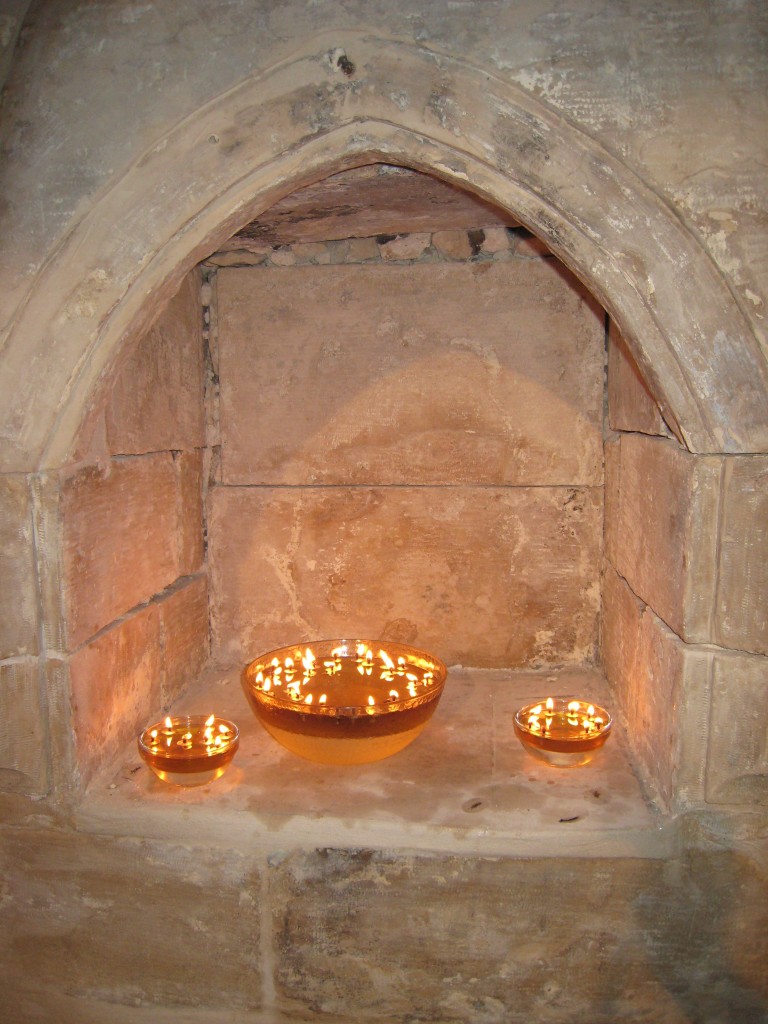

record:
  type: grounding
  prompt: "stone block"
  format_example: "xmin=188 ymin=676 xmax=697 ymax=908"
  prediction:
xmin=61 ymin=453 xmax=192 ymax=649
xmin=378 ymin=232 xmax=432 ymax=260
xmin=432 ymin=229 xmax=473 ymax=260
xmin=607 ymin=321 xmax=671 ymax=437
xmin=291 ymin=241 xmax=331 ymax=264
xmin=68 ymin=604 xmax=162 ymax=788
xmin=0 ymin=828 xmax=261 ymax=1013
xmin=605 ymin=434 xmax=721 ymax=643
xmin=714 ymin=456 xmax=768 ymax=655
xmin=270 ymin=847 xmax=767 ymax=1023
xmin=217 ymin=262 xmax=604 ymax=487
xmin=105 ymin=270 xmax=205 ymax=455
xmin=269 ymin=247 xmax=296 ymax=266
xmin=0 ymin=659 xmax=48 ymax=793
xmin=706 ymin=649 xmax=768 ymax=805
xmin=176 ymin=450 xmax=205 ymax=576
xmin=0 ymin=474 xmax=38 ymax=658
xmin=602 ymin=563 xmax=711 ymax=810
xmin=159 ymin=575 xmax=210 ymax=706
xmin=208 ymin=484 xmax=601 ymax=669
xmin=480 ymin=225 xmax=512 ymax=254
xmin=344 ymin=236 xmax=379 ymax=262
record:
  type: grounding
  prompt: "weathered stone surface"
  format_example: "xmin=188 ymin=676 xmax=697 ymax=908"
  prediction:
xmin=225 ymin=165 xmax=516 ymax=248
xmin=176 ymin=450 xmax=205 ymax=577
xmin=707 ymin=649 xmax=768 ymax=806
xmin=271 ymin=847 xmax=767 ymax=1023
xmin=432 ymin=228 xmax=473 ymax=260
xmin=269 ymin=247 xmax=296 ymax=267
xmin=0 ymin=659 xmax=48 ymax=793
xmin=344 ymin=236 xmax=379 ymax=262
xmin=714 ymin=456 xmax=768 ymax=656
xmin=480 ymin=225 xmax=512 ymax=254
xmin=217 ymin=262 xmax=604 ymax=487
xmin=159 ymin=575 xmax=210 ymax=706
xmin=208 ymin=484 xmax=601 ymax=668
xmin=0 ymin=827 xmax=261 ymax=1014
xmin=61 ymin=453 xmax=200 ymax=648
xmin=0 ymin=474 xmax=38 ymax=658
xmin=68 ymin=604 xmax=162 ymax=788
xmin=601 ymin=563 xmax=711 ymax=810
xmin=105 ymin=270 xmax=205 ymax=455
xmin=379 ymin=232 xmax=432 ymax=260
xmin=291 ymin=241 xmax=331 ymax=264
xmin=605 ymin=434 xmax=721 ymax=643
xmin=607 ymin=321 xmax=671 ymax=437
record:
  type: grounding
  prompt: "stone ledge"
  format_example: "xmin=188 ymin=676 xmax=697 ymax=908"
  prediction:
xmin=79 ymin=666 xmax=673 ymax=860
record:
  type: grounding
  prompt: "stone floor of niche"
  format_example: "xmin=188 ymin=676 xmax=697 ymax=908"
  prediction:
xmin=81 ymin=665 xmax=673 ymax=858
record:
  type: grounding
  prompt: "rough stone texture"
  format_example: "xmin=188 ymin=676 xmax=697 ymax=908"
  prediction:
xmin=208 ymin=484 xmax=601 ymax=668
xmin=605 ymin=434 xmax=721 ymax=644
xmin=0 ymin=474 xmax=38 ymax=658
xmin=61 ymin=453 xmax=203 ymax=649
xmin=270 ymin=847 xmax=767 ymax=1023
xmin=176 ymin=450 xmax=205 ymax=577
xmin=607 ymin=320 xmax=671 ymax=438
xmin=601 ymin=563 xmax=711 ymax=811
xmin=291 ymin=241 xmax=332 ymax=264
xmin=714 ymin=456 xmax=768 ymax=655
xmin=68 ymin=603 xmax=162 ymax=789
xmin=0 ymin=827 xmax=261 ymax=1016
xmin=217 ymin=262 xmax=604 ymax=486
xmin=378 ymin=232 xmax=432 ymax=260
xmin=0 ymin=659 xmax=47 ymax=793
xmin=480 ymin=225 xmax=512 ymax=254
xmin=707 ymin=649 xmax=768 ymax=806
xmin=432 ymin=228 xmax=474 ymax=260
xmin=345 ymin=236 xmax=380 ymax=262
xmin=105 ymin=270 xmax=205 ymax=455
xmin=159 ymin=575 xmax=210 ymax=707
xmin=225 ymin=165 xmax=516 ymax=248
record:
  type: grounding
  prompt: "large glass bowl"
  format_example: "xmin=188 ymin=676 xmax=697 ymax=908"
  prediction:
xmin=242 ymin=639 xmax=448 ymax=765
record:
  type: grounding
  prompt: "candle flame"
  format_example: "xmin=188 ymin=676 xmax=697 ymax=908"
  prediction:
xmin=204 ymin=714 xmax=215 ymax=727
xmin=546 ymin=697 xmax=555 ymax=714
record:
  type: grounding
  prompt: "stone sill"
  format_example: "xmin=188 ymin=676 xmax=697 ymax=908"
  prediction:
xmin=78 ymin=666 xmax=675 ymax=859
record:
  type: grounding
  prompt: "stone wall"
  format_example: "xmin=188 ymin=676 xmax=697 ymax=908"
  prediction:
xmin=206 ymin=228 xmax=604 ymax=668
xmin=3 ymin=271 xmax=212 ymax=792
xmin=1 ymin=819 xmax=766 ymax=1023
xmin=603 ymin=325 xmax=768 ymax=812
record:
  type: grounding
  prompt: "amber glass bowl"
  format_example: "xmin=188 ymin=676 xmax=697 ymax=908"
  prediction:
xmin=513 ymin=697 xmax=612 ymax=768
xmin=242 ymin=639 xmax=448 ymax=765
xmin=138 ymin=715 xmax=240 ymax=786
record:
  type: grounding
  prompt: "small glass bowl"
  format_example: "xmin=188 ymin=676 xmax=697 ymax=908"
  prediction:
xmin=514 ymin=697 xmax=612 ymax=768
xmin=242 ymin=639 xmax=447 ymax=765
xmin=138 ymin=715 xmax=239 ymax=786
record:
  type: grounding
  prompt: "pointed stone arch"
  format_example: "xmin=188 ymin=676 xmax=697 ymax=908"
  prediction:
xmin=1 ymin=30 xmax=766 ymax=472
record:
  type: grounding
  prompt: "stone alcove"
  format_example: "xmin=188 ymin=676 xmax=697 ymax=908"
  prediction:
xmin=1 ymin=35 xmax=765 ymax=815
xmin=2 ymin=17 xmax=767 ymax=1022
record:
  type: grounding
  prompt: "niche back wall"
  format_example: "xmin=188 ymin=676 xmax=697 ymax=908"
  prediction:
xmin=207 ymin=234 xmax=605 ymax=668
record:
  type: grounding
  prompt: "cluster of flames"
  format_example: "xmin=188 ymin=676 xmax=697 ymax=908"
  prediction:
xmin=147 ymin=714 xmax=235 ymax=754
xmin=526 ymin=697 xmax=606 ymax=736
xmin=251 ymin=643 xmax=438 ymax=709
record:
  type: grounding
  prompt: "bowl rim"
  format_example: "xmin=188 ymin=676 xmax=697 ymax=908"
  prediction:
xmin=513 ymin=696 xmax=612 ymax=738
xmin=242 ymin=638 xmax=447 ymax=718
